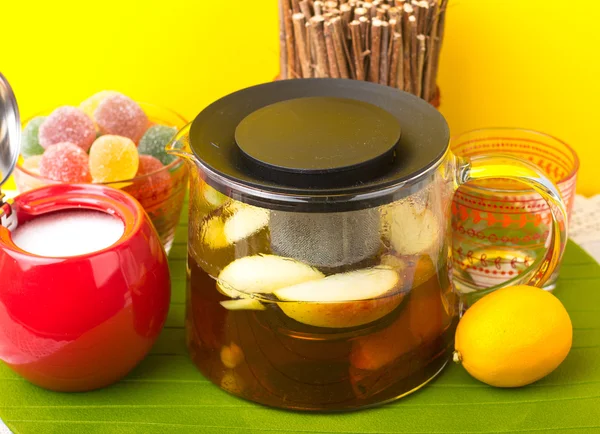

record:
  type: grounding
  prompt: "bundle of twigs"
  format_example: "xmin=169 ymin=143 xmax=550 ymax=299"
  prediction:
xmin=278 ymin=0 xmax=448 ymax=103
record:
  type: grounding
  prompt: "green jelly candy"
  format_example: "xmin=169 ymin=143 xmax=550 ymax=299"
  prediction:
xmin=21 ymin=117 xmax=46 ymax=158
xmin=138 ymin=125 xmax=178 ymax=165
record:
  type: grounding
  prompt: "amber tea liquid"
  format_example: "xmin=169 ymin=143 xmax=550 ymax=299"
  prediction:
xmin=186 ymin=250 xmax=458 ymax=412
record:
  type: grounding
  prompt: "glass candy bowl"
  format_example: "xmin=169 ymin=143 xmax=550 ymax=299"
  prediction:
xmin=14 ymin=103 xmax=189 ymax=253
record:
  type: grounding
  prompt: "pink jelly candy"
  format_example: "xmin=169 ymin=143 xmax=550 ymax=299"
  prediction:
xmin=39 ymin=142 xmax=92 ymax=183
xmin=125 ymin=155 xmax=172 ymax=208
xmin=137 ymin=155 xmax=166 ymax=176
xmin=94 ymin=94 xmax=149 ymax=143
xmin=38 ymin=106 xmax=96 ymax=151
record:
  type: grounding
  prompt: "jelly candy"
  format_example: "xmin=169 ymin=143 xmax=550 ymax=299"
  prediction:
xmin=15 ymin=155 xmax=46 ymax=192
xmin=89 ymin=135 xmax=139 ymax=183
xmin=136 ymin=155 xmax=171 ymax=190
xmin=124 ymin=155 xmax=172 ymax=207
xmin=39 ymin=142 xmax=92 ymax=183
xmin=21 ymin=117 xmax=46 ymax=157
xmin=138 ymin=125 xmax=178 ymax=165
xmin=38 ymin=107 xmax=96 ymax=151
xmin=94 ymin=94 xmax=149 ymax=143
xmin=137 ymin=154 xmax=166 ymax=176
xmin=21 ymin=155 xmax=43 ymax=175
xmin=80 ymin=90 xmax=120 ymax=121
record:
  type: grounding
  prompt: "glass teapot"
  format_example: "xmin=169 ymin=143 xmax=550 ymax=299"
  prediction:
xmin=167 ymin=79 xmax=568 ymax=411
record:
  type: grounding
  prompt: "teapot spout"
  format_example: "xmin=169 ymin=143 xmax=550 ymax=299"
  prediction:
xmin=166 ymin=123 xmax=196 ymax=164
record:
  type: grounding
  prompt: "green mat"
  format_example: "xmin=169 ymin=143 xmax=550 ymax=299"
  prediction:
xmin=1 ymin=203 xmax=599 ymax=434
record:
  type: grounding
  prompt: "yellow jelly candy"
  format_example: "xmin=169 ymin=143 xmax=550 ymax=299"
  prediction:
xmin=80 ymin=91 xmax=120 ymax=122
xmin=21 ymin=155 xmax=43 ymax=175
xmin=454 ymin=285 xmax=572 ymax=388
xmin=89 ymin=135 xmax=139 ymax=184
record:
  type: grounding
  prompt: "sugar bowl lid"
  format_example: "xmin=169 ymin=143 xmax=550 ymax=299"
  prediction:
xmin=0 ymin=72 xmax=20 ymax=188
xmin=189 ymin=79 xmax=449 ymax=211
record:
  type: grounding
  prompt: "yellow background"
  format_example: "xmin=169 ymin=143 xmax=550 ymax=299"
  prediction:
xmin=1 ymin=0 xmax=597 ymax=194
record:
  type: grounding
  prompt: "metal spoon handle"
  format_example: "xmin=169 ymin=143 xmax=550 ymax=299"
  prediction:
xmin=0 ymin=71 xmax=21 ymax=188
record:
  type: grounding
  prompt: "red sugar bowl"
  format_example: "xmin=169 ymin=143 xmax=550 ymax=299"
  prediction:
xmin=0 ymin=183 xmax=171 ymax=392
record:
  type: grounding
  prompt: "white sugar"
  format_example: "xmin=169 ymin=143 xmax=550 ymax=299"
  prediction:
xmin=11 ymin=210 xmax=124 ymax=257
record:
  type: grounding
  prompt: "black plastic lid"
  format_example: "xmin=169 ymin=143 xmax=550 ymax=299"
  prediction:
xmin=235 ymin=96 xmax=401 ymax=188
xmin=189 ymin=78 xmax=449 ymax=212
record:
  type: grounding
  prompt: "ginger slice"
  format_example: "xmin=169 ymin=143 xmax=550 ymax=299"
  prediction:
xmin=384 ymin=203 xmax=441 ymax=255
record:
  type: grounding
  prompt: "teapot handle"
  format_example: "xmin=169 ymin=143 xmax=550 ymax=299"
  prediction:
xmin=453 ymin=154 xmax=568 ymax=305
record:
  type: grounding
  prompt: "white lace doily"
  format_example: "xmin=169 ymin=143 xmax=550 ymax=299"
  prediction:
xmin=569 ymin=195 xmax=600 ymax=261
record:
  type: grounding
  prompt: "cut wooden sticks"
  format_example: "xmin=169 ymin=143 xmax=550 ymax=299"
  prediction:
xmin=408 ymin=15 xmax=418 ymax=92
xmin=324 ymin=21 xmax=341 ymax=77
xmin=416 ymin=34 xmax=426 ymax=97
xmin=332 ymin=17 xmax=352 ymax=78
xmin=369 ymin=19 xmax=382 ymax=83
xmin=278 ymin=0 xmax=449 ymax=102
xmin=379 ymin=21 xmax=390 ymax=85
xmin=422 ymin=0 xmax=439 ymax=100
xmin=349 ymin=20 xmax=365 ymax=80
xmin=292 ymin=13 xmax=312 ymax=78
xmin=310 ymin=16 xmax=330 ymax=77
xmin=279 ymin=0 xmax=288 ymax=79
xmin=314 ymin=1 xmax=324 ymax=15
xmin=281 ymin=0 xmax=298 ymax=79
xmin=299 ymin=0 xmax=312 ymax=18
xmin=389 ymin=31 xmax=403 ymax=88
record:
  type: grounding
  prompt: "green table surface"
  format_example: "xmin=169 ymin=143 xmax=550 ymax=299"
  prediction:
xmin=1 ymin=204 xmax=600 ymax=434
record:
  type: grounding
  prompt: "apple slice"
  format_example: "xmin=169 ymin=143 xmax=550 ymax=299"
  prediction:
xmin=217 ymin=254 xmax=325 ymax=299
xmin=223 ymin=203 xmax=269 ymax=245
xmin=201 ymin=182 xmax=228 ymax=209
xmin=220 ymin=298 xmax=267 ymax=311
xmin=384 ymin=203 xmax=441 ymax=256
xmin=201 ymin=202 xmax=269 ymax=250
xmin=201 ymin=215 xmax=229 ymax=250
xmin=274 ymin=267 xmax=403 ymax=328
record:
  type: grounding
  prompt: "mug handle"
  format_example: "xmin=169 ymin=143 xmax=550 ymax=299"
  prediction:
xmin=453 ymin=154 xmax=569 ymax=304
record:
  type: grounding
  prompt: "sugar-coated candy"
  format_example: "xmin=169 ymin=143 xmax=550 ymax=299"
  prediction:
xmin=138 ymin=125 xmax=178 ymax=165
xmin=21 ymin=155 xmax=43 ymax=175
xmin=39 ymin=142 xmax=92 ymax=183
xmin=38 ymin=107 xmax=96 ymax=151
xmin=21 ymin=117 xmax=46 ymax=157
xmin=94 ymin=94 xmax=148 ymax=143
xmin=80 ymin=90 xmax=120 ymax=121
xmin=15 ymin=155 xmax=46 ymax=192
xmin=137 ymin=154 xmax=166 ymax=176
xmin=124 ymin=156 xmax=172 ymax=208
xmin=89 ymin=135 xmax=139 ymax=183
xmin=136 ymin=155 xmax=171 ymax=190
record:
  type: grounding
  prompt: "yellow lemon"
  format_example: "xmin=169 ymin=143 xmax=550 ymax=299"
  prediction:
xmin=454 ymin=285 xmax=572 ymax=387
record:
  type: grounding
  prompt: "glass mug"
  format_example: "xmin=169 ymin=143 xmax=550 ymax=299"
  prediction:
xmin=167 ymin=79 xmax=569 ymax=411
xmin=450 ymin=128 xmax=578 ymax=297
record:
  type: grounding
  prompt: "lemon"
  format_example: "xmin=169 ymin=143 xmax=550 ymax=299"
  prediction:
xmin=454 ymin=285 xmax=572 ymax=387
